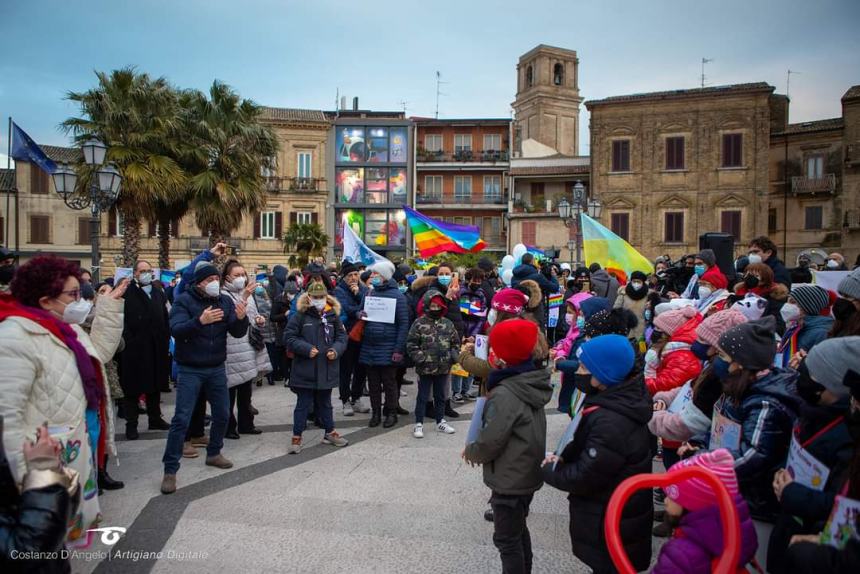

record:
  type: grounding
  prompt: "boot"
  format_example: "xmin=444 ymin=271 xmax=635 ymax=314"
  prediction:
xmin=369 ymin=411 xmax=382 ymax=428
xmin=383 ymin=413 xmax=398 ymax=428
xmin=125 ymin=425 xmax=139 ymax=441
xmin=395 ymin=404 xmax=409 ymax=416
xmin=444 ymin=400 xmax=460 ymax=419
xmin=116 ymin=400 xmax=126 ymax=420
xmin=98 ymin=456 xmax=124 ymax=492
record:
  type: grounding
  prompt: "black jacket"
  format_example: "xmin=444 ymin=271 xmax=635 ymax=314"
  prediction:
xmin=511 ymin=263 xmax=559 ymax=295
xmin=284 ymin=294 xmax=347 ymax=390
xmin=119 ymin=281 xmax=171 ymax=395
xmin=542 ymin=374 xmax=654 ymax=573
xmin=766 ymin=254 xmax=792 ymax=289
xmin=169 ymin=286 xmax=249 ymax=368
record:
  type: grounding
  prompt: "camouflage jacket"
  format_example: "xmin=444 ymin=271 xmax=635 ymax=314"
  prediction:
xmin=406 ymin=291 xmax=461 ymax=375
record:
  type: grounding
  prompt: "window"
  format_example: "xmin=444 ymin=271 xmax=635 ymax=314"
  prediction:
xmin=454 ymin=216 xmax=471 ymax=226
xmin=454 ymin=176 xmax=472 ymax=201
xmin=30 ymin=215 xmax=50 ymax=243
xmin=297 ymin=211 xmax=313 ymax=225
xmin=480 ymin=216 xmax=501 ymax=241
xmin=553 ymin=63 xmax=564 ymax=86
xmin=610 ymin=213 xmax=630 ymax=242
xmin=768 ymin=208 xmax=778 ymax=234
xmin=423 ymin=175 xmax=442 ymax=200
xmin=483 ymin=134 xmax=502 ymax=152
xmin=720 ymin=210 xmax=742 ymax=240
xmin=805 ymin=206 xmax=823 ymax=230
xmin=260 ymin=212 xmax=276 ymax=239
xmin=454 ymin=134 xmax=472 ymax=152
xmin=526 ymin=65 xmax=533 ymax=87
xmin=611 ymin=140 xmax=631 ymax=172
xmin=30 ymin=164 xmax=49 ymax=194
xmin=297 ymin=152 xmax=312 ymax=179
xmin=261 ymin=156 xmax=276 ymax=178
xmin=108 ymin=208 xmax=124 ymax=237
xmin=806 ymin=155 xmax=824 ymax=179
xmin=522 ymin=221 xmax=536 ymax=245
xmin=77 ymin=218 xmax=90 ymax=245
xmin=665 ymin=137 xmax=685 ymax=170
xmin=483 ymin=176 xmax=501 ymax=201
xmin=424 ymin=134 xmax=442 ymax=152
xmin=721 ymin=133 xmax=743 ymax=167
xmin=664 ymin=212 xmax=684 ymax=243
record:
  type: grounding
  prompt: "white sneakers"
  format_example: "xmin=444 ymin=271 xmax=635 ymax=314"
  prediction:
xmin=342 ymin=401 xmax=355 ymax=417
xmin=413 ymin=420 xmax=456 ymax=438
xmin=413 ymin=423 xmax=424 ymax=438
xmin=353 ymin=398 xmax=371 ymax=414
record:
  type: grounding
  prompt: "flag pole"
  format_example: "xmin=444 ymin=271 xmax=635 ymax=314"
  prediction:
xmin=5 ymin=117 xmax=11 ymax=248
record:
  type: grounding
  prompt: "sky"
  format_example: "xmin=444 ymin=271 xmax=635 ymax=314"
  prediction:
xmin=1 ymin=0 xmax=858 ymax=159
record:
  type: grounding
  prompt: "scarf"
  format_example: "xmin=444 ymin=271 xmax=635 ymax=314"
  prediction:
xmin=624 ymin=282 xmax=648 ymax=300
xmin=0 ymin=294 xmax=104 ymax=410
xmin=487 ymin=361 xmax=537 ymax=391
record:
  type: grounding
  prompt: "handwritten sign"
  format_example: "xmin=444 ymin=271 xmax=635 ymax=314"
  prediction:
xmin=667 ymin=381 xmax=693 ymax=415
xmin=475 ymin=335 xmax=488 ymax=360
xmin=821 ymin=495 xmax=860 ymax=549
xmin=710 ymin=410 xmax=742 ymax=452
xmin=786 ymin=434 xmax=831 ymax=491
xmin=363 ymin=296 xmax=396 ymax=324
xmin=465 ymin=397 xmax=487 ymax=444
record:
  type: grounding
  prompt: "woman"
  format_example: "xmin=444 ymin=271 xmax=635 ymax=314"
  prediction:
xmin=221 ymin=260 xmax=271 ymax=438
xmin=0 ymin=255 xmax=125 ymax=548
xmin=614 ymin=270 xmax=649 ymax=341
xmin=253 ymin=279 xmax=279 ymax=386
xmin=829 ymin=267 xmax=860 ymax=337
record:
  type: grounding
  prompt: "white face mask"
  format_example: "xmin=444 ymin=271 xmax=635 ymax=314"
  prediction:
xmin=231 ymin=276 xmax=247 ymax=291
xmin=565 ymin=312 xmax=575 ymax=325
xmin=826 ymin=259 xmax=839 ymax=269
xmin=631 ymin=281 xmax=644 ymax=290
xmin=57 ymin=298 xmax=93 ymax=325
xmin=780 ymin=302 xmax=802 ymax=324
xmin=204 ymin=281 xmax=221 ymax=298
xmin=138 ymin=272 xmax=153 ymax=286
xmin=311 ymin=298 xmax=326 ymax=311
xmin=747 ymin=253 xmax=763 ymax=265
xmin=488 ymin=308 xmax=498 ymax=326
xmin=698 ymin=287 xmax=712 ymax=299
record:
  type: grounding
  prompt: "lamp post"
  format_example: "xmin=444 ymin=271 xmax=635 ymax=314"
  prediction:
xmin=557 ymin=180 xmax=601 ymax=268
xmin=52 ymin=139 xmax=122 ymax=283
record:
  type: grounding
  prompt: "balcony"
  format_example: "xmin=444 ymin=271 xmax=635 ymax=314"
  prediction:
xmin=791 ymin=174 xmax=837 ymax=196
xmin=417 ymin=149 xmax=510 ymax=163
xmin=265 ymin=177 xmax=324 ymax=193
xmin=416 ymin=193 xmax=506 ymax=206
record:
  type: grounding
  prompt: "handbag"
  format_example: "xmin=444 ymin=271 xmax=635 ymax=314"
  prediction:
xmin=249 ymin=326 xmax=265 ymax=351
xmin=349 ymin=319 xmax=365 ymax=342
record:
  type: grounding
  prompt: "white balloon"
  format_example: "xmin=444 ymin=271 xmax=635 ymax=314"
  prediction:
xmin=512 ymin=243 xmax=527 ymax=259
xmin=501 ymin=255 xmax=515 ymax=269
xmin=502 ymin=268 xmax=513 ymax=286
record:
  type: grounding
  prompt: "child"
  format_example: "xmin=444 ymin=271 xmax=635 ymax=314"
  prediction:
xmin=452 ymin=268 xmax=489 ymax=402
xmin=406 ymin=290 xmax=460 ymax=438
xmin=542 ymin=334 xmax=653 ymax=573
xmin=463 ymin=319 xmax=552 ymax=573
xmin=653 ymin=449 xmax=758 ymax=574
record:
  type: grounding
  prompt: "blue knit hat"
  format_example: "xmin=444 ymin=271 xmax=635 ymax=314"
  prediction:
xmin=577 ymin=334 xmax=635 ymax=387
xmin=579 ymin=296 xmax=612 ymax=320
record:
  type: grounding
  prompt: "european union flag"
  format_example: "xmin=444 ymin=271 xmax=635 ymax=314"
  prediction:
xmin=10 ymin=122 xmax=56 ymax=174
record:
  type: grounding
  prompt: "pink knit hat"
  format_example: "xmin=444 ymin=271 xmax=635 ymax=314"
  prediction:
xmin=663 ymin=449 xmax=739 ymax=511
xmin=652 ymin=305 xmax=698 ymax=336
xmin=695 ymin=309 xmax=749 ymax=347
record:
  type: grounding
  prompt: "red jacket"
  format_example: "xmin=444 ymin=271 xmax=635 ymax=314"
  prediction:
xmin=646 ymin=315 xmax=703 ymax=396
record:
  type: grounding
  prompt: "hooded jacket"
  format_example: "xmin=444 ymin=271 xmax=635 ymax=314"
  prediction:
xmin=542 ymin=373 xmax=654 ymax=572
xmin=589 ymin=269 xmax=619 ymax=301
xmin=463 ymin=366 xmax=553 ymax=495
xmin=406 ymin=291 xmax=461 ymax=375
xmin=284 ymin=294 xmax=347 ymax=390
xmin=553 ymin=292 xmax=593 ymax=358
xmin=646 ymin=315 xmax=703 ymax=396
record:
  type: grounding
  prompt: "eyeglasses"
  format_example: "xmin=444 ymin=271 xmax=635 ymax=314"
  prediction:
xmin=60 ymin=289 xmax=82 ymax=301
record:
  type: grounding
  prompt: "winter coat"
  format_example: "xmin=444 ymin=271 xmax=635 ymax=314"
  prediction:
xmin=269 ymin=290 xmax=293 ymax=345
xmin=554 ymin=333 xmax=586 ymax=414
xmin=480 ymin=278 xmax=497 ymax=312
xmin=252 ymin=290 xmax=276 ymax=344
xmin=119 ymin=280 xmax=171 ymax=396
xmin=589 ymin=269 xmax=619 ymax=302
xmin=778 ymin=314 xmax=834 ymax=365
xmin=284 ymin=294 xmax=347 ymax=391
xmin=457 ymin=285 xmax=488 ymax=337
xmin=222 ymin=288 xmax=272 ymax=388
xmin=333 ymin=279 xmax=367 ymax=331
xmin=169 ymin=286 xmax=249 ymax=368
xmin=359 ymin=279 xmax=410 ymax=367
xmin=712 ymin=368 xmax=801 ymax=519
xmin=517 ymin=279 xmax=547 ymax=327
xmin=614 ymin=288 xmax=648 ymax=341
xmin=646 ymin=315 xmax=703 ymax=396
xmin=648 ymin=384 xmax=712 ymax=442
xmin=458 ymin=348 xmax=490 ymax=380
xmin=542 ymin=373 xmax=654 ymax=573
xmin=783 ymin=538 xmax=860 ymax=574
xmin=553 ymin=292 xmax=592 ymax=358
xmin=410 ymin=275 xmax=465 ymax=338
xmin=406 ymin=292 xmax=461 ymax=375
xmin=511 ymin=263 xmax=559 ymax=296
xmin=765 ymin=254 xmax=792 ymax=289
xmin=463 ymin=366 xmax=553 ymax=495
xmin=652 ymin=495 xmax=758 ymax=574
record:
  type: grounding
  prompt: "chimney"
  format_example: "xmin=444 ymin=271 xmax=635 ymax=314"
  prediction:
xmin=769 ymin=94 xmax=789 ymax=133
xmin=340 ymin=96 xmax=347 ymax=111
xmin=353 ymin=97 xmax=359 ymax=111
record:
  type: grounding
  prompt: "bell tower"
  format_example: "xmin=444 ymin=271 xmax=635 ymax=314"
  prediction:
xmin=512 ymin=45 xmax=582 ymax=156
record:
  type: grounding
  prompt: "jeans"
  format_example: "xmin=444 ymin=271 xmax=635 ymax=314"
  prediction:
xmin=228 ymin=380 xmax=255 ymax=433
xmin=415 ymin=374 xmax=447 ymax=424
xmin=265 ymin=342 xmax=284 ymax=383
xmin=163 ymin=364 xmax=229 ymax=474
xmin=123 ymin=392 xmax=163 ymax=430
xmin=184 ymin=389 xmax=207 ymax=441
xmin=451 ymin=375 xmax=472 ymax=396
xmin=293 ymin=388 xmax=334 ymax=435
xmin=366 ymin=366 xmax=398 ymax=415
xmin=338 ymin=339 xmax=366 ymax=404
xmin=490 ymin=492 xmax=534 ymax=574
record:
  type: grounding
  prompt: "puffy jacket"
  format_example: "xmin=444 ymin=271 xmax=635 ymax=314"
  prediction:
xmin=589 ymin=269 xmax=619 ymax=301
xmin=410 ymin=275 xmax=465 ymax=338
xmin=457 ymin=285 xmax=488 ymax=337
xmin=464 ymin=366 xmax=553 ymax=495
xmin=553 ymin=292 xmax=592 ymax=358
xmin=169 ymin=286 xmax=249 ymax=368
xmin=284 ymin=294 xmax=347 ymax=390
xmin=712 ymin=368 xmax=801 ymax=519
xmin=406 ymin=291 xmax=461 ymax=375
xmin=646 ymin=315 xmax=703 ymax=395
xmin=511 ymin=263 xmax=559 ymax=295
xmin=358 ymin=279 xmax=409 ymax=366
xmin=333 ymin=279 xmax=367 ymax=332
xmin=648 ymin=384 xmax=712 ymax=442
xmin=542 ymin=373 xmax=654 ymax=573
xmin=222 ymin=288 xmax=271 ymax=388
xmin=652 ymin=495 xmax=758 ymax=574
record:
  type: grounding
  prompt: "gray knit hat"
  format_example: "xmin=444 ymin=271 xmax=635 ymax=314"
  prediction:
xmin=193 ymin=261 xmax=220 ymax=284
xmin=697 ymin=249 xmax=716 ymax=267
xmin=805 ymin=336 xmax=860 ymax=400
xmin=367 ymin=259 xmax=395 ymax=281
xmin=789 ymin=285 xmax=830 ymax=316
xmin=837 ymin=268 xmax=860 ymax=300
xmin=717 ymin=315 xmax=777 ymax=371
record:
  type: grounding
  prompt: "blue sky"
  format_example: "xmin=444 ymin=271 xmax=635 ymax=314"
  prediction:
xmin=1 ymin=0 xmax=858 ymax=159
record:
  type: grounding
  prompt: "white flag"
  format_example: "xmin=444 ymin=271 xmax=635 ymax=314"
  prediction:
xmin=342 ymin=222 xmax=388 ymax=266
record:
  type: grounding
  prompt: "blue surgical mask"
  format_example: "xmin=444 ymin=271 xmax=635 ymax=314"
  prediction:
xmin=437 ymin=275 xmax=452 ymax=287
xmin=690 ymin=341 xmax=711 ymax=361
xmin=694 ymin=264 xmax=706 ymax=277
xmin=644 ymin=309 xmax=653 ymax=322
xmin=398 ymin=284 xmax=408 ymax=293
xmin=370 ymin=277 xmax=383 ymax=287
xmin=576 ymin=316 xmax=585 ymax=329
xmin=712 ymin=357 xmax=731 ymax=381
xmin=254 ymin=286 xmax=265 ymax=296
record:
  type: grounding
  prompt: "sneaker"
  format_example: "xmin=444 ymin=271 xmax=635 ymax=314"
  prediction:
xmin=437 ymin=420 xmax=456 ymax=434
xmin=323 ymin=431 xmax=349 ymax=447
xmin=465 ymin=391 xmax=479 ymax=400
xmin=160 ymin=474 xmax=177 ymax=495
xmin=205 ymin=454 xmax=233 ymax=469
xmin=352 ymin=399 xmax=371 ymax=414
xmin=182 ymin=442 xmax=199 ymax=458
xmin=342 ymin=401 xmax=355 ymax=417
xmin=413 ymin=423 xmax=424 ymax=438
xmin=452 ymin=393 xmax=465 ymax=404
xmin=288 ymin=437 xmax=302 ymax=454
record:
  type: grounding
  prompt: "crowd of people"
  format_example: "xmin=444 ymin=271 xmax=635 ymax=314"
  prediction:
xmin=1 ymin=236 xmax=859 ymax=573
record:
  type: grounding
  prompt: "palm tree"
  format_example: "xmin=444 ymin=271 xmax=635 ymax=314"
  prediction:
xmin=63 ymin=68 xmax=186 ymax=266
xmin=178 ymin=81 xmax=278 ymax=250
xmin=283 ymin=223 xmax=329 ymax=268
xmin=153 ymin=199 xmax=189 ymax=270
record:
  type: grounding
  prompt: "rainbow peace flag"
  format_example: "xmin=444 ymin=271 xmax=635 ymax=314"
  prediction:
xmin=459 ymin=298 xmax=487 ymax=316
xmin=580 ymin=213 xmax=652 ymax=277
xmin=404 ymin=206 xmax=486 ymax=257
xmin=548 ymin=293 xmax=564 ymax=308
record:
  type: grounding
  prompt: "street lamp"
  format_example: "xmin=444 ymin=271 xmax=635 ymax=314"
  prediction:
xmin=557 ymin=180 xmax=600 ymax=268
xmin=51 ymin=139 xmax=122 ymax=282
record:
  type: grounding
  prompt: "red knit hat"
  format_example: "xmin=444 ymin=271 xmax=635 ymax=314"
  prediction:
xmin=489 ymin=319 xmax=537 ymax=366
xmin=491 ymin=288 xmax=529 ymax=315
xmin=699 ymin=266 xmax=728 ymax=290
xmin=663 ymin=449 xmax=739 ymax=511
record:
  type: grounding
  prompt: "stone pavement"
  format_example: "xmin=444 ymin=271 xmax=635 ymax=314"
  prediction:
xmin=71 ymin=373 xmax=664 ymax=573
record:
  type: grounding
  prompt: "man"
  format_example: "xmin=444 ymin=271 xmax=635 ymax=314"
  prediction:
xmin=587 ymin=262 xmax=618 ymax=301
xmin=512 ymin=253 xmax=560 ymax=296
xmin=670 ymin=249 xmax=717 ymax=300
xmin=120 ymin=260 xmax=171 ymax=440
xmin=333 ymin=260 xmax=370 ymax=416
xmin=160 ymin=261 xmax=249 ymax=494
xmin=748 ymin=235 xmax=791 ymax=288
xmin=477 ymin=256 xmax=499 ymax=305
xmin=825 ymin=252 xmax=848 ymax=270
xmin=0 ymin=247 xmax=16 ymax=293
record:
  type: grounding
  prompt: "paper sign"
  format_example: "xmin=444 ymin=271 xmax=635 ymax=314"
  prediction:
xmin=475 ymin=335 xmax=488 ymax=360
xmin=548 ymin=306 xmax=559 ymax=328
xmin=773 ymin=353 xmax=784 ymax=369
xmin=785 ymin=434 xmax=831 ymax=491
xmin=465 ymin=397 xmax=487 ymax=444
xmin=710 ymin=410 xmax=742 ymax=452
xmin=813 ymin=270 xmax=851 ymax=294
xmin=113 ymin=267 xmax=133 ymax=286
xmin=667 ymin=381 xmax=693 ymax=415
xmin=821 ymin=495 xmax=860 ymax=549
xmin=363 ymin=296 xmax=396 ymax=324
xmin=553 ymin=389 xmax=587 ymax=469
